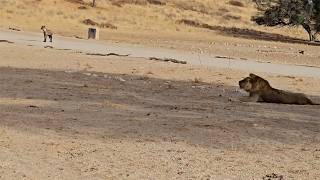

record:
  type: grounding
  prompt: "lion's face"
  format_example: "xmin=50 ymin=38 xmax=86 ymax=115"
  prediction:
xmin=239 ymin=77 xmax=253 ymax=92
xmin=239 ymin=73 xmax=271 ymax=92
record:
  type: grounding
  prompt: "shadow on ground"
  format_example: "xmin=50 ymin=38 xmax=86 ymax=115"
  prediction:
xmin=0 ymin=67 xmax=319 ymax=150
xmin=178 ymin=19 xmax=320 ymax=46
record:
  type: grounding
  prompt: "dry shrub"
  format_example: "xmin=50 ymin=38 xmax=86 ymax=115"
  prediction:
xmin=16 ymin=4 xmax=27 ymax=10
xmin=78 ymin=5 xmax=88 ymax=9
xmin=177 ymin=19 xmax=217 ymax=30
xmin=173 ymin=1 xmax=209 ymax=14
xmin=228 ymin=0 xmax=244 ymax=7
xmin=99 ymin=23 xmax=117 ymax=29
xmin=111 ymin=1 xmax=122 ymax=7
xmin=176 ymin=19 xmax=202 ymax=27
xmin=111 ymin=0 xmax=165 ymax=7
xmin=223 ymin=14 xmax=241 ymax=20
xmin=82 ymin=19 xmax=117 ymax=29
xmin=193 ymin=77 xmax=203 ymax=84
xmin=82 ymin=19 xmax=99 ymax=26
xmin=215 ymin=8 xmax=230 ymax=16
xmin=147 ymin=0 xmax=166 ymax=6
xmin=6 ymin=10 xmax=14 ymax=14
xmin=65 ymin=0 xmax=85 ymax=4
xmin=218 ymin=8 xmax=229 ymax=13
xmin=56 ymin=10 xmax=64 ymax=15
xmin=111 ymin=0 xmax=148 ymax=7
xmin=137 ymin=75 xmax=150 ymax=81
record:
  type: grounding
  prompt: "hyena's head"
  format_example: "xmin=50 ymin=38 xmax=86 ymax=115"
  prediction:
xmin=40 ymin=26 xmax=46 ymax=30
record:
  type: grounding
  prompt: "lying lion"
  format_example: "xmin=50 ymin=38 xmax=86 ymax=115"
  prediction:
xmin=239 ymin=73 xmax=319 ymax=105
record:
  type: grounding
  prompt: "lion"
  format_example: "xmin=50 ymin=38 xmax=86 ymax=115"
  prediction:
xmin=238 ymin=73 xmax=318 ymax=105
xmin=41 ymin=25 xmax=53 ymax=42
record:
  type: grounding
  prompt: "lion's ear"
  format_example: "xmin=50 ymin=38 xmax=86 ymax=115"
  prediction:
xmin=249 ymin=73 xmax=258 ymax=78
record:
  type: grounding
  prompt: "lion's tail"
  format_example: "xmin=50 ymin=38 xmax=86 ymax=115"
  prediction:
xmin=308 ymin=99 xmax=320 ymax=105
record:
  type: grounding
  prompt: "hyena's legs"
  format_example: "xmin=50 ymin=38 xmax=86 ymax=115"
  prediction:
xmin=48 ymin=35 xmax=52 ymax=42
xmin=43 ymin=33 xmax=47 ymax=42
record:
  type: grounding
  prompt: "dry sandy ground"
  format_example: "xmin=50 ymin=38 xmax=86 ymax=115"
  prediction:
xmin=3 ymin=0 xmax=320 ymax=68
xmin=0 ymin=42 xmax=320 ymax=180
xmin=108 ymin=32 xmax=320 ymax=68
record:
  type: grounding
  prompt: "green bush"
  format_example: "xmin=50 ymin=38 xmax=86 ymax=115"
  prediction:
xmin=253 ymin=0 xmax=320 ymax=41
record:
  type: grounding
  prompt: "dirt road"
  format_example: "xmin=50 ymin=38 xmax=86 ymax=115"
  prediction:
xmin=1 ymin=29 xmax=320 ymax=78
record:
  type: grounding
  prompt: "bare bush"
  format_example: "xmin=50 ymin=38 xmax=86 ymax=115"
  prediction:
xmin=228 ymin=0 xmax=245 ymax=7
xmin=173 ymin=1 xmax=209 ymax=14
xmin=223 ymin=14 xmax=241 ymax=20
xmin=82 ymin=19 xmax=117 ymax=29
xmin=110 ymin=0 xmax=165 ymax=6
xmin=65 ymin=0 xmax=85 ymax=4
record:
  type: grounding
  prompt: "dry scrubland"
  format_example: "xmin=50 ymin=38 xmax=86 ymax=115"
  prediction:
xmin=1 ymin=1 xmax=320 ymax=179
xmin=2 ymin=0 xmax=320 ymax=68
xmin=0 ymin=0 xmax=309 ymax=41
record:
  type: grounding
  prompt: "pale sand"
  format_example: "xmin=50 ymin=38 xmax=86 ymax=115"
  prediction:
xmin=0 ymin=36 xmax=319 ymax=180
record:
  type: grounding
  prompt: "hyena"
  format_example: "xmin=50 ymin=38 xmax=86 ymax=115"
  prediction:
xmin=41 ymin=26 xmax=53 ymax=42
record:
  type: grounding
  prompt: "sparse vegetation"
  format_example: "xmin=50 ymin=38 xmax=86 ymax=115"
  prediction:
xmin=228 ymin=0 xmax=245 ymax=7
xmin=193 ymin=77 xmax=203 ymax=84
xmin=78 ymin=5 xmax=88 ymax=9
xmin=172 ymin=1 xmax=210 ymax=14
xmin=82 ymin=18 xmax=117 ymax=29
xmin=0 ymin=0 xmax=256 ymax=33
xmin=0 ymin=0 xmax=312 ymax=42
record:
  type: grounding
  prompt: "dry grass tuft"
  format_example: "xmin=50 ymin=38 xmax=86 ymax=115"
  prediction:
xmin=173 ymin=1 xmax=209 ymax=14
xmin=228 ymin=0 xmax=245 ymax=7
xmin=147 ymin=0 xmax=166 ymax=6
xmin=193 ymin=77 xmax=203 ymax=84
xmin=111 ymin=0 xmax=148 ymax=6
xmin=65 ymin=0 xmax=85 ymax=4
xmin=224 ymin=14 xmax=241 ymax=20
xmin=82 ymin=19 xmax=117 ymax=29
xmin=78 ymin=5 xmax=88 ymax=9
